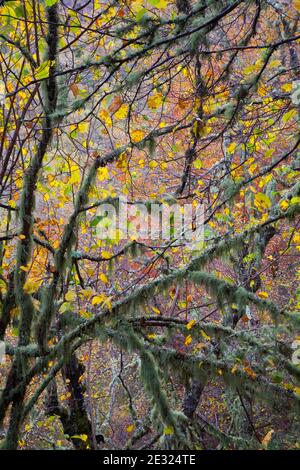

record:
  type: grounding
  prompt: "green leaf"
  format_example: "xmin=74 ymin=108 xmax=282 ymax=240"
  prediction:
xmin=135 ymin=8 xmax=146 ymax=21
xmin=193 ymin=159 xmax=202 ymax=170
xmin=163 ymin=426 xmax=174 ymax=435
xmin=148 ymin=0 xmax=169 ymax=8
xmin=35 ymin=60 xmax=54 ymax=80
xmin=71 ymin=434 xmax=88 ymax=442
xmin=90 ymin=215 xmax=105 ymax=227
xmin=282 ymin=109 xmax=297 ymax=123
xmin=45 ymin=0 xmax=59 ymax=6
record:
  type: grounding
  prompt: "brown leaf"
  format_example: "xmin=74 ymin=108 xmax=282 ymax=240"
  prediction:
xmin=109 ymin=95 xmax=122 ymax=114
xmin=70 ymin=83 xmax=80 ymax=97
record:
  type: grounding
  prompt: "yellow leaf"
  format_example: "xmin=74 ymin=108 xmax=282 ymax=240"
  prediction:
xmin=101 ymin=251 xmax=111 ymax=259
xmin=114 ymin=103 xmax=129 ymax=120
xmin=258 ymin=85 xmax=267 ymax=97
xmin=99 ymin=273 xmax=109 ymax=284
xmin=291 ymin=197 xmax=300 ymax=205
xmin=293 ymin=0 xmax=300 ymax=11
xmin=258 ymin=291 xmax=269 ymax=299
xmin=261 ymin=429 xmax=274 ymax=448
xmin=163 ymin=426 xmax=174 ymax=435
xmin=65 ymin=291 xmax=76 ymax=301
xmin=79 ymin=288 xmax=93 ymax=299
xmin=281 ymin=83 xmax=293 ymax=92
xmin=18 ymin=439 xmax=26 ymax=448
xmin=243 ymin=64 xmax=257 ymax=75
xmin=269 ymin=60 xmax=281 ymax=68
xmin=23 ymin=279 xmax=41 ymax=294
xmin=149 ymin=160 xmax=158 ymax=169
xmin=147 ymin=334 xmax=157 ymax=339
xmin=193 ymin=159 xmax=202 ymax=169
xmin=227 ymin=142 xmax=237 ymax=154
xmin=186 ymin=319 xmax=196 ymax=330
xmin=156 ymin=0 xmax=169 ymax=8
xmin=98 ymin=167 xmax=109 ymax=181
xmin=148 ymin=92 xmax=163 ymax=109
xmin=280 ymin=200 xmax=289 ymax=211
xmin=79 ymin=309 xmax=92 ymax=319
xmin=258 ymin=174 xmax=272 ymax=188
xmin=151 ymin=306 xmax=161 ymax=315
xmin=78 ymin=122 xmax=89 ymax=133
xmin=131 ymin=129 xmax=145 ymax=143
xmin=184 ymin=335 xmax=192 ymax=346
xmin=69 ymin=164 xmax=81 ymax=184
xmin=254 ymin=192 xmax=271 ymax=212
xmin=200 ymin=329 xmax=211 ymax=341
xmin=71 ymin=434 xmax=88 ymax=442
xmin=126 ymin=424 xmax=135 ymax=433
xmin=99 ymin=109 xmax=112 ymax=128
xmin=92 ymin=295 xmax=104 ymax=306
xmin=103 ymin=296 xmax=112 ymax=311
xmin=293 ymin=233 xmax=300 ymax=244
xmin=294 ymin=386 xmax=300 ymax=396
xmin=59 ymin=302 xmax=73 ymax=313
xmin=282 ymin=109 xmax=297 ymax=123
xmin=20 ymin=265 xmax=29 ymax=272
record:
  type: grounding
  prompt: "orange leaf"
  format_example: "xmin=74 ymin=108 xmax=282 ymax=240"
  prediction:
xmin=109 ymin=95 xmax=122 ymax=114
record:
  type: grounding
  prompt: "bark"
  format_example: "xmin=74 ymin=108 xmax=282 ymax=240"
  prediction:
xmin=45 ymin=354 xmax=93 ymax=450
xmin=0 ymin=272 xmax=15 ymax=340
xmin=182 ymin=379 xmax=207 ymax=420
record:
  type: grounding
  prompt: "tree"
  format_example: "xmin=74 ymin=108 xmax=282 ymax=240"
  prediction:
xmin=0 ymin=0 xmax=300 ymax=450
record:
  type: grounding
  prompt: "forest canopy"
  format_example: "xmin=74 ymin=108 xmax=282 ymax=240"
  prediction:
xmin=0 ymin=0 xmax=300 ymax=451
